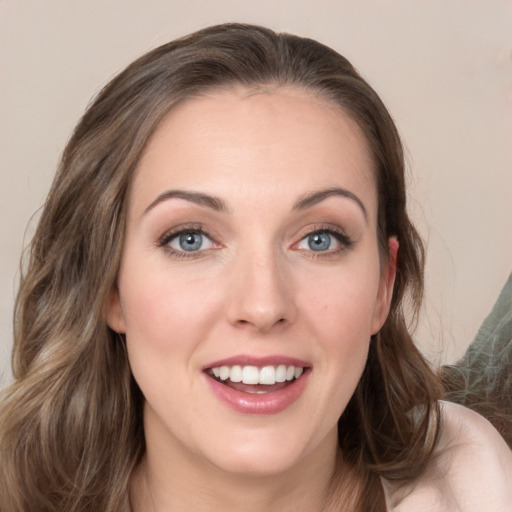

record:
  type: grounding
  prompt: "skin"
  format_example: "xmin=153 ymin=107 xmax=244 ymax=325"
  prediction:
xmin=107 ymin=86 xmax=397 ymax=512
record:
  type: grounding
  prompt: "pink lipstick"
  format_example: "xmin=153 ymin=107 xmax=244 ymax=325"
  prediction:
xmin=202 ymin=355 xmax=311 ymax=415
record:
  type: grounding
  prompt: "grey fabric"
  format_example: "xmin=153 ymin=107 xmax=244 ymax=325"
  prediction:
xmin=441 ymin=273 xmax=512 ymax=447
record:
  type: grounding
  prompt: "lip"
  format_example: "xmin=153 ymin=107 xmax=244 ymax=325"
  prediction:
xmin=202 ymin=355 xmax=311 ymax=415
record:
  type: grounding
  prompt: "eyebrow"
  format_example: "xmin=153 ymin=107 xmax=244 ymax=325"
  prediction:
xmin=143 ymin=186 xmax=367 ymax=220
xmin=292 ymin=187 xmax=368 ymax=221
xmin=143 ymin=190 xmax=229 ymax=215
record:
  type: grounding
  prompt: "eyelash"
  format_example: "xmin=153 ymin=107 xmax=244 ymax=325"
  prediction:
xmin=159 ymin=223 xmax=217 ymax=259
xmin=294 ymin=225 xmax=355 ymax=258
xmin=158 ymin=223 xmax=354 ymax=259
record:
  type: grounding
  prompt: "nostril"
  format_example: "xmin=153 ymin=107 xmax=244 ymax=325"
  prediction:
xmin=234 ymin=317 xmax=287 ymax=332
xmin=271 ymin=318 xmax=288 ymax=330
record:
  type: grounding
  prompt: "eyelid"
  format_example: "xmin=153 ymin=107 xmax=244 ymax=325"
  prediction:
xmin=167 ymin=231 xmax=215 ymax=252
xmin=158 ymin=223 xmax=222 ymax=257
xmin=159 ymin=222 xmax=203 ymax=244
xmin=291 ymin=224 xmax=355 ymax=254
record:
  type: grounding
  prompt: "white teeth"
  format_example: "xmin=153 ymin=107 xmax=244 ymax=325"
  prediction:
xmin=230 ymin=365 xmax=242 ymax=382
xmin=219 ymin=366 xmax=230 ymax=381
xmin=259 ymin=366 xmax=276 ymax=385
xmin=241 ymin=366 xmax=259 ymax=384
xmin=275 ymin=365 xmax=287 ymax=383
xmin=210 ymin=364 xmax=305 ymax=385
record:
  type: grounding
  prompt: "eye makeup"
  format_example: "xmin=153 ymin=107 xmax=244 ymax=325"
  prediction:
xmin=158 ymin=223 xmax=221 ymax=259
xmin=292 ymin=223 xmax=356 ymax=260
xmin=156 ymin=220 xmax=356 ymax=261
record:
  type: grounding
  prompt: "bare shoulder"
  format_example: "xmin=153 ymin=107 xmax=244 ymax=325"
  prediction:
xmin=384 ymin=401 xmax=512 ymax=512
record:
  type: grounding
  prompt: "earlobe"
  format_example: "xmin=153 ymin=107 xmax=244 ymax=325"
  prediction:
xmin=371 ymin=237 xmax=398 ymax=334
xmin=105 ymin=286 xmax=126 ymax=334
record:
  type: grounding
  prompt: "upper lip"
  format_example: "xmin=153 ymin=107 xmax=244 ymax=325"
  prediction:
xmin=202 ymin=354 xmax=311 ymax=370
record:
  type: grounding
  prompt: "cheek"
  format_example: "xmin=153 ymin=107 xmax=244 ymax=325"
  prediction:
xmin=118 ymin=267 xmax=221 ymax=409
xmin=119 ymin=262 xmax=217 ymax=342
xmin=298 ymin=262 xmax=382 ymax=341
xmin=295 ymin=259 xmax=381 ymax=398
xmin=291 ymin=270 xmax=375 ymax=443
xmin=117 ymin=265 xmax=225 ymax=394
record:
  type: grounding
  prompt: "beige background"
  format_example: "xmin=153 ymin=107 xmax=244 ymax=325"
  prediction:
xmin=1 ymin=0 xmax=511 ymax=384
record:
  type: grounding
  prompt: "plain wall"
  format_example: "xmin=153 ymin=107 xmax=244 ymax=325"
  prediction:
xmin=1 ymin=0 xmax=511 ymax=384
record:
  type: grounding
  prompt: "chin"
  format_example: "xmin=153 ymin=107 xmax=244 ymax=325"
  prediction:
xmin=208 ymin=448 xmax=306 ymax=478
xmin=197 ymin=424 xmax=337 ymax=479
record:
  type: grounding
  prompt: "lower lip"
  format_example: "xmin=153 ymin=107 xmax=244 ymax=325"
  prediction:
xmin=204 ymin=371 xmax=310 ymax=415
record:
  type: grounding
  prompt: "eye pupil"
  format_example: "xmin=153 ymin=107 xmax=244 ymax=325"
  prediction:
xmin=179 ymin=232 xmax=202 ymax=251
xmin=308 ymin=233 xmax=331 ymax=251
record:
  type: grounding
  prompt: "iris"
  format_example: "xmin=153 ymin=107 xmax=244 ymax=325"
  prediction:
xmin=308 ymin=232 xmax=331 ymax=251
xmin=179 ymin=232 xmax=203 ymax=251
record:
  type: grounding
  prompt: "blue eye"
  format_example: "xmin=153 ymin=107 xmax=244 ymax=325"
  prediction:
xmin=166 ymin=230 xmax=215 ymax=252
xmin=307 ymin=232 xmax=332 ymax=251
xmin=296 ymin=228 xmax=351 ymax=254
xmin=179 ymin=232 xmax=203 ymax=251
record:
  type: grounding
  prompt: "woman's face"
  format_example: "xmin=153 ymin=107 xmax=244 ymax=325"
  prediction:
xmin=107 ymin=87 xmax=396 ymax=478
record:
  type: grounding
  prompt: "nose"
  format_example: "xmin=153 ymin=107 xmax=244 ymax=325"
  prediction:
xmin=226 ymin=248 xmax=296 ymax=334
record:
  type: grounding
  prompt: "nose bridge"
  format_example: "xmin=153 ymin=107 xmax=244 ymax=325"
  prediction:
xmin=227 ymin=238 xmax=295 ymax=333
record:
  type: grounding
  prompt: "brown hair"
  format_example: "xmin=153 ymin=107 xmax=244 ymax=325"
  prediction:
xmin=0 ymin=23 xmax=442 ymax=511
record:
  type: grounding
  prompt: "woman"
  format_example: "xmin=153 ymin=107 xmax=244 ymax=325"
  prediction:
xmin=0 ymin=23 xmax=510 ymax=512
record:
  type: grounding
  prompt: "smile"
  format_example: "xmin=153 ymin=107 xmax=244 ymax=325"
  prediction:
xmin=210 ymin=364 xmax=304 ymax=387
xmin=203 ymin=358 xmax=311 ymax=414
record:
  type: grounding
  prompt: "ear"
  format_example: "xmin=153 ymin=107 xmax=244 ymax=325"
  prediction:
xmin=371 ymin=237 xmax=398 ymax=334
xmin=105 ymin=285 xmax=126 ymax=334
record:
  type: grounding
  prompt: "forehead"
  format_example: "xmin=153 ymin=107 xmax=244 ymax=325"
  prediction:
xmin=131 ymin=86 xmax=377 ymax=217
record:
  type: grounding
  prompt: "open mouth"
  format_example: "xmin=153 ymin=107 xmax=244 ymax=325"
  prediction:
xmin=203 ymin=359 xmax=311 ymax=414
xmin=207 ymin=364 xmax=307 ymax=394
